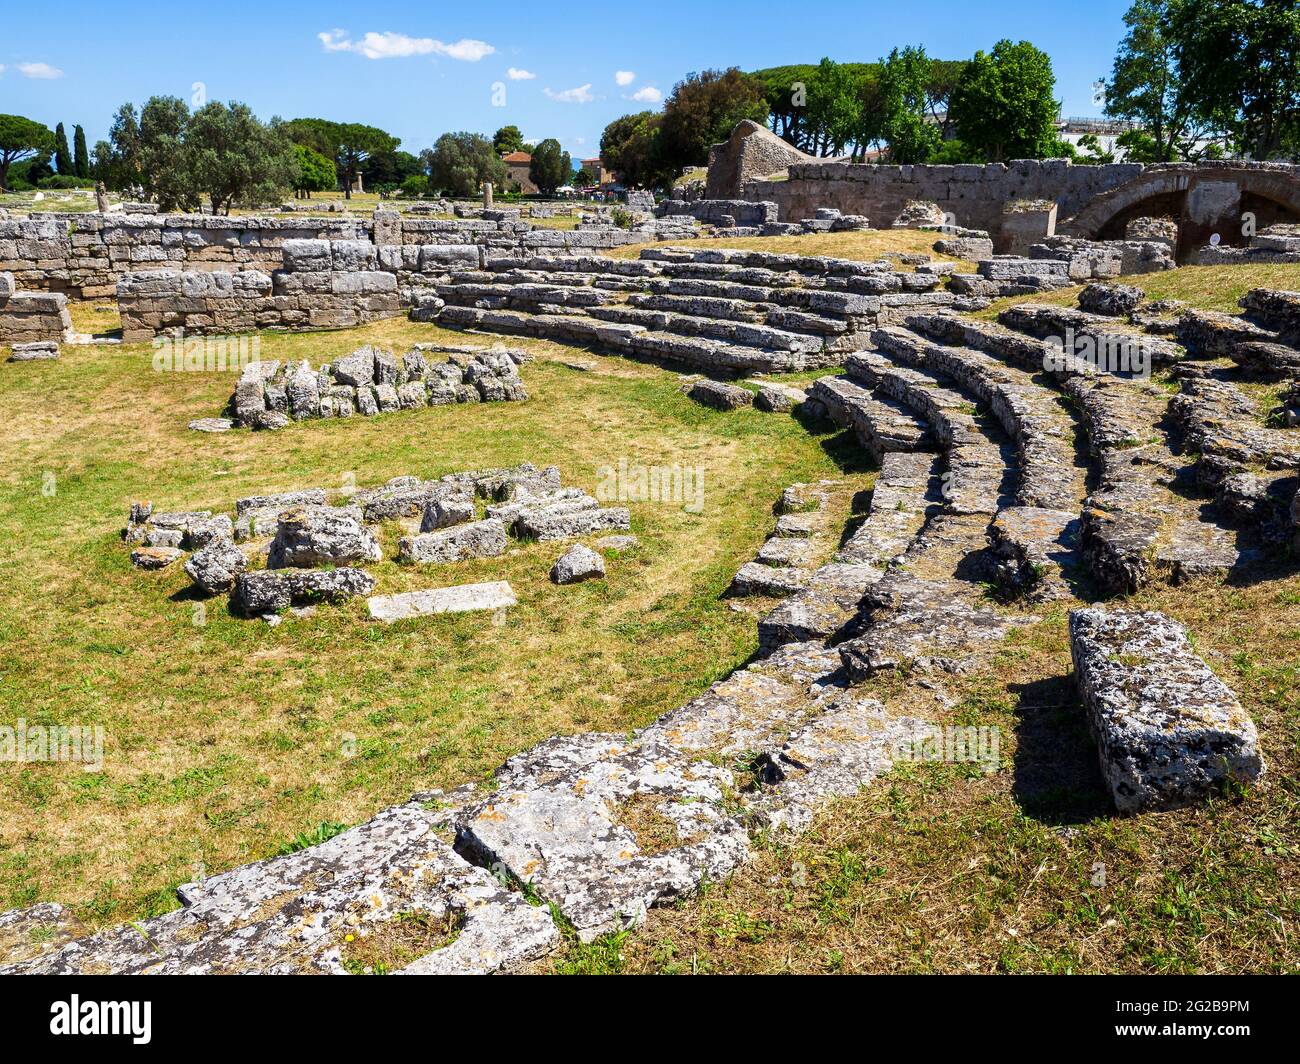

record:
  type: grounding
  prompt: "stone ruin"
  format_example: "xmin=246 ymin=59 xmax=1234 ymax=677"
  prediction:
xmin=3 ymin=173 xmax=1296 ymax=973
xmin=226 ymin=342 xmax=528 ymax=432
xmin=0 ymin=270 xmax=71 ymax=360
xmin=123 ymin=462 xmax=631 ymax=626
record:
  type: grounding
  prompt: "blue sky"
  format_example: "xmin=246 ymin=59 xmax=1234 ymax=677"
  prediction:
xmin=3 ymin=0 xmax=1134 ymax=161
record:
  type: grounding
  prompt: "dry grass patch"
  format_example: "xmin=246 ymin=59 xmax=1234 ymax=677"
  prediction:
xmin=605 ymin=228 xmax=976 ymax=271
xmin=0 ymin=314 xmax=868 ymax=927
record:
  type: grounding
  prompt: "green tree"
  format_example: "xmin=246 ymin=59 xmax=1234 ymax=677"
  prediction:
xmin=293 ymin=143 xmax=336 ymax=197
xmin=98 ymin=103 xmax=143 ymax=190
xmin=600 ymin=111 xmax=666 ymax=189
xmin=874 ymin=47 xmax=942 ymax=163
xmin=137 ymin=96 xmax=197 ymax=211
xmin=493 ymin=125 xmax=525 ymax=155
xmin=185 ymin=103 xmax=298 ymax=214
xmin=657 ymin=67 xmax=768 ymax=173
xmin=283 ymin=118 xmax=398 ymax=198
xmin=73 ymin=125 xmax=89 ymax=178
xmin=53 ymin=122 xmax=73 ymax=175
xmin=424 ymin=132 xmax=507 ymax=197
xmin=1168 ymin=0 xmax=1300 ymax=159
xmin=0 ymin=114 xmax=55 ymax=190
xmin=950 ymin=39 xmax=1061 ymax=161
xmin=1104 ymin=0 xmax=1217 ymax=160
xmin=529 ymin=139 xmax=567 ymax=195
xmin=575 ymin=167 xmax=595 ymax=186
xmin=805 ymin=58 xmax=864 ymax=157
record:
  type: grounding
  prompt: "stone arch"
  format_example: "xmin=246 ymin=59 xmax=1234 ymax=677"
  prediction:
xmin=1063 ymin=165 xmax=1300 ymax=259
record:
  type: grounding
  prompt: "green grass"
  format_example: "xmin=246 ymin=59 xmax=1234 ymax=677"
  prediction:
xmin=0 ymin=316 xmax=865 ymax=926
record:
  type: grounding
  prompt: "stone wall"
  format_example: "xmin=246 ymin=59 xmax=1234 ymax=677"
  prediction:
xmin=657 ymin=199 xmax=779 ymax=227
xmin=0 ymin=271 xmax=71 ymax=346
xmin=117 ymin=240 xmax=402 ymax=342
xmin=747 ymin=160 xmax=1146 ymax=236
xmin=3 ymin=210 xmax=649 ymax=300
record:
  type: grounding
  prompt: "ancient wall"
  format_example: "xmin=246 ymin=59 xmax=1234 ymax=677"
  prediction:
xmin=747 ymin=160 xmax=1144 ymax=234
xmin=0 ymin=271 xmax=72 ymax=346
xmin=116 ymin=240 xmax=403 ymax=343
xmin=2 ymin=210 xmax=648 ymax=300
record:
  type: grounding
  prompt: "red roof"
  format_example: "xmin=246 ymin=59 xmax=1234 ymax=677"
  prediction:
xmin=502 ymin=151 xmax=532 ymax=163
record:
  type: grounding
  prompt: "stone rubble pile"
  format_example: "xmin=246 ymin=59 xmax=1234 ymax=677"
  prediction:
xmin=0 ymin=270 xmax=72 ymax=354
xmin=122 ymin=462 xmax=629 ymax=622
xmin=228 ymin=342 xmax=528 ymax=431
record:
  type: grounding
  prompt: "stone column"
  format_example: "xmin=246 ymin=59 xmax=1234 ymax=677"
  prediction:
xmin=95 ymin=181 xmax=109 ymax=214
xmin=483 ymin=182 xmax=494 ymax=208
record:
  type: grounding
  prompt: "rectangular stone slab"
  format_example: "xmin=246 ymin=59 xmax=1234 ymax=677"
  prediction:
xmin=368 ymin=581 xmax=517 ymax=623
xmin=1069 ymin=607 xmax=1264 ymax=813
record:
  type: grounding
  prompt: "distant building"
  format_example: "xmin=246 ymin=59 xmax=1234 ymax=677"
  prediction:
xmin=580 ymin=158 xmax=613 ymax=188
xmin=502 ymin=151 xmax=538 ymax=194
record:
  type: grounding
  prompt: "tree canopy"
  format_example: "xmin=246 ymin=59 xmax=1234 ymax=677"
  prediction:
xmin=0 ymin=114 xmax=55 ymax=190
xmin=950 ymin=40 xmax=1061 ymax=161
xmin=424 ymin=132 xmax=506 ymax=197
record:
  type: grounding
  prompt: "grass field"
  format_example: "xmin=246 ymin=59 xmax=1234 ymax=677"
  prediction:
xmin=0 ymin=317 xmax=865 ymax=926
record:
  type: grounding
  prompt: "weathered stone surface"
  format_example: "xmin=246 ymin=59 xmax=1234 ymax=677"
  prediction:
xmin=131 ymin=546 xmax=184 ymax=570
xmin=456 ymin=735 xmax=749 ymax=942
xmin=1069 ymin=608 xmax=1264 ymax=813
xmin=267 ymin=507 xmax=381 ymax=569
xmin=188 ymin=417 xmax=234 ymax=433
xmin=747 ymin=697 xmax=934 ymax=834
xmin=515 ymin=505 xmax=630 ymax=541
xmin=367 ymin=581 xmax=517 ymax=623
xmin=2 ymin=803 xmax=557 ymax=974
xmin=398 ymin=519 xmax=508 ymax=564
xmin=594 ymin=534 xmax=639 ymax=552
xmin=8 ymin=340 xmax=59 ymax=361
xmin=1079 ymin=282 xmax=1145 ymax=317
xmin=233 ymin=567 xmax=375 ymax=616
xmin=550 ymin=544 xmax=606 ymax=584
xmin=0 ymin=904 xmax=85 ymax=966
xmin=420 ymin=496 xmax=476 ymax=531
xmin=688 ymin=379 xmax=753 ymax=410
xmin=730 ymin=561 xmax=809 ymax=597
xmin=184 ymin=540 xmax=247 ymax=594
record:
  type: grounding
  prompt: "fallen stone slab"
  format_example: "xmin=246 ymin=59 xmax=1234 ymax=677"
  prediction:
xmin=455 ymin=735 xmax=749 ymax=943
xmin=551 ymin=544 xmax=606 ymax=584
xmin=131 ymin=546 xmax=184 ymax=570
xmin=515 ymin=505 xmax=630 ymax=541
xmin=594 ymin=534 xmax=639 ymax=552
xmin=8 ymin=341 xmax=60 ymax=361
xmin=730 ymin=561 xmax=809 ymax=597
xmin=188 ymin=417 xmax=234 ymax=433
xmin=1068 ymin=607 xmax=1264 ymax=813
xmin=1079 ymin=282 xmax=1145 ymax=317
xmin=754 ymin=382 xmax=806 ymax=413
xmin=367 ymin=581 xmax=517 ymax=623
xmin=398 ymin=518 xmax=508 ymax=564
xmin=233 ymin=567 xmax=375 ymax=616
xmin=184 ymin=540 xmax=247 ymax=594
xmin=688 ymin=379 xmax=753 ymax=410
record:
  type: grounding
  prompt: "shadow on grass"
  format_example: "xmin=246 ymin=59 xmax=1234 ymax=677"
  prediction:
xmin=1009 ymin=674 xmax=1113 ymax=826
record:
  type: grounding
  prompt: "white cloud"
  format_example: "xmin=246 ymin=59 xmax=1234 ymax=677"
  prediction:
xmin=629 ymin=86 xmax=662 ymax=103
xmin=544 ymin=83 xmax=594 ymax=104
xmin=317 ymin=30 xmax=494 ymax=62
xmin=18 ymin=62 xmax=63 ymax=80
xmin=506 ymin=67 xmax=536 ymax=80
xmin=523 ymin=137 xmax=540 ymax=146
xmin=615 ymin=70 xmax=635 ymax=86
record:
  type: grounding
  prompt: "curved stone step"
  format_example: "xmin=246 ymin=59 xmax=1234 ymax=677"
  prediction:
xmin=843 ymin=351 xmax=1016 ymax=517
xmin=808 ymin=375 xmax=933 ymax=460
xmin=908 ymin=311 xmax=1253 ymax=593
xmin=871 ymin=325 xmax=1084 ymax=512
xmin=758 ymin=451 xmax=941 ymax=652
xmin=998 ymin=303 xmax=1185 ymax=367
